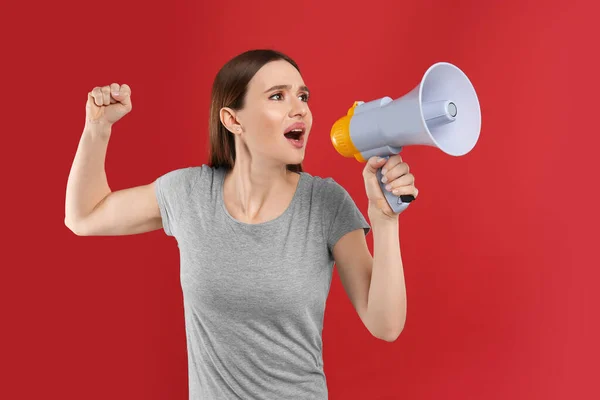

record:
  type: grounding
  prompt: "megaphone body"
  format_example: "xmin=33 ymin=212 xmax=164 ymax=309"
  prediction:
xmin=330 ymin=62 xmax=481 ymax=213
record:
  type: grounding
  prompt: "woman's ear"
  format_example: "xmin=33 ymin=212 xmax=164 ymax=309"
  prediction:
xmin=220 ymin=107 xmax=243 ymax=134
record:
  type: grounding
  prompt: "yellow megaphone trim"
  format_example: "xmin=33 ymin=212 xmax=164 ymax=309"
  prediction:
xmin=330 ymin=102 xmax=366 ymax=162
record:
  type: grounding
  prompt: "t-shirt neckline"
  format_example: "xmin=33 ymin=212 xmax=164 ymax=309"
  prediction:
xmin=218 ymin=169 xmax=305 ymax=227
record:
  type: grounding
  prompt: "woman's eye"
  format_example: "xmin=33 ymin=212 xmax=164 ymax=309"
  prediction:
xmin=269 ymin=92 xmax=310 ymax=102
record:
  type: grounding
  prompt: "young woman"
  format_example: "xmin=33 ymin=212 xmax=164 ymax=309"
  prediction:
xmin=65 ymin=49 xmax=418 ymax=399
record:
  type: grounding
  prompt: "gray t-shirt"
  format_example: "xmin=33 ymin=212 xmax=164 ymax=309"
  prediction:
xmin=155 ymin=165 xmax=371 ymax=399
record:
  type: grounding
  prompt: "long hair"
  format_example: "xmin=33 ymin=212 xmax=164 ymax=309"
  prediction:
xmin=207 ymin=49 xmax=303 ymax=173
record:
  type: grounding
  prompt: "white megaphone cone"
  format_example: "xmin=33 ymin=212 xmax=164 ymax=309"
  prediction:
xmin=331 ymin=62 xmax=481 ymax=213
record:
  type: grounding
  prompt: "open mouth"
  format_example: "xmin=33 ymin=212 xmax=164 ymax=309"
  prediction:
xmin=284 ymin=122 xmax=306 ymax=148
xmin=284 ymin=129 xmax=304 ymax=141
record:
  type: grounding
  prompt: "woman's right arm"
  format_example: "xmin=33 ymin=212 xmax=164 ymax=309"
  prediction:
xmin=65 ymin=83 xmax=162 ymax=236
xmin=64 ymin=125 xmax=162 ymax=236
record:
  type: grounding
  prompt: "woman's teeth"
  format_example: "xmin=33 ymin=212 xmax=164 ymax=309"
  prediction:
xmin=284 ymin=129 xmax=303 ymax=140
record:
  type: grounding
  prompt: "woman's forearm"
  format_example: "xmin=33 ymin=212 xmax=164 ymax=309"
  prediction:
xmin=366 ymin=213 xmax=407 ymax=341
xmin=64 ymin=124 xmax=113 ymax=231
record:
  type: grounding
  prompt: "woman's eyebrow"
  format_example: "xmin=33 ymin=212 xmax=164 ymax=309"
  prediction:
xmin=264 ymin=84 xmax=310 ymax=94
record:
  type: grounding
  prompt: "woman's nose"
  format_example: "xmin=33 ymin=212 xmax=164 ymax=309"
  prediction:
xmin=290 ymin=98 xmax=308 ymax=117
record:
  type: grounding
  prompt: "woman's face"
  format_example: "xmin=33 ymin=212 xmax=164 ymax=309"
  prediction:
xmin=228 ymin=60 xmax=313 ymax=167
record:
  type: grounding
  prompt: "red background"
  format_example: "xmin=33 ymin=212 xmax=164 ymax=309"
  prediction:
xmin=2 ymin=0 xmax=598 ymax=398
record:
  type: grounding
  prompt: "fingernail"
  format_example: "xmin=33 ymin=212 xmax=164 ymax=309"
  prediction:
xmin=381 ymin=176 xmax=388 ymax=183
xmin=378 ymin=157 xmax=386 ymax=163
xmin=385 ymin=184 xmax=392 ymax=191
xmin=112 ymin=92 xmax=120 ymax=96
xmin=382 ymin=168 xmax=387 ymax=175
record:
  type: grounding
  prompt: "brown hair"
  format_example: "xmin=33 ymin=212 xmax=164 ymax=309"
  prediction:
xmin=207 ymin=49 xmax=303 ymax=173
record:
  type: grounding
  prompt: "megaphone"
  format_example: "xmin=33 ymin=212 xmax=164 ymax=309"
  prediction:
xmin=330 ymin=62 xmax=481 ymax=214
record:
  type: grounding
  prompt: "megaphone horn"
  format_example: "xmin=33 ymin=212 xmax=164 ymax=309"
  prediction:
xmin=330 ymin=62 xmax=481 ymax=214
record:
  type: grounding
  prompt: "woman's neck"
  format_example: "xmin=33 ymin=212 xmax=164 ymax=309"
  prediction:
xmin=224 ymin=158 xmax=299 ymax=223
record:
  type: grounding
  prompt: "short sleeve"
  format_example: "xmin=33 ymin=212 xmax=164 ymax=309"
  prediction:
xmin=154 ymin=166 xmax=202 ymax=236
xmin=322 ymin=178 xmax=371 ymax=253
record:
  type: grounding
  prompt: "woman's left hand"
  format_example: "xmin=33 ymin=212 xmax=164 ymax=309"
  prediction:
xmin=363 ymin=155 xmax=418 ymax=219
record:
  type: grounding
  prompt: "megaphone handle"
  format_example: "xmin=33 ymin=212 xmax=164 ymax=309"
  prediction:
xmin=376 ymin=163 xmax=414 ymax=214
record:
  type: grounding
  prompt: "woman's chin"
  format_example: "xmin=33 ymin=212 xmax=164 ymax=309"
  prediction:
xmin=283 ymin=151 xmax=305 ymax=166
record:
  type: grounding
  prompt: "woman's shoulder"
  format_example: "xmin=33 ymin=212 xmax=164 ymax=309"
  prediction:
xmin=300 ymin=171 xmax=338 ymax=185
xmin=159 ymin=163 xmax=224 ymax=179
xmin=299 ymin=171 xmax=349 ymax=200
xmin=156 ymin=163 xmax=223 ymax=193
